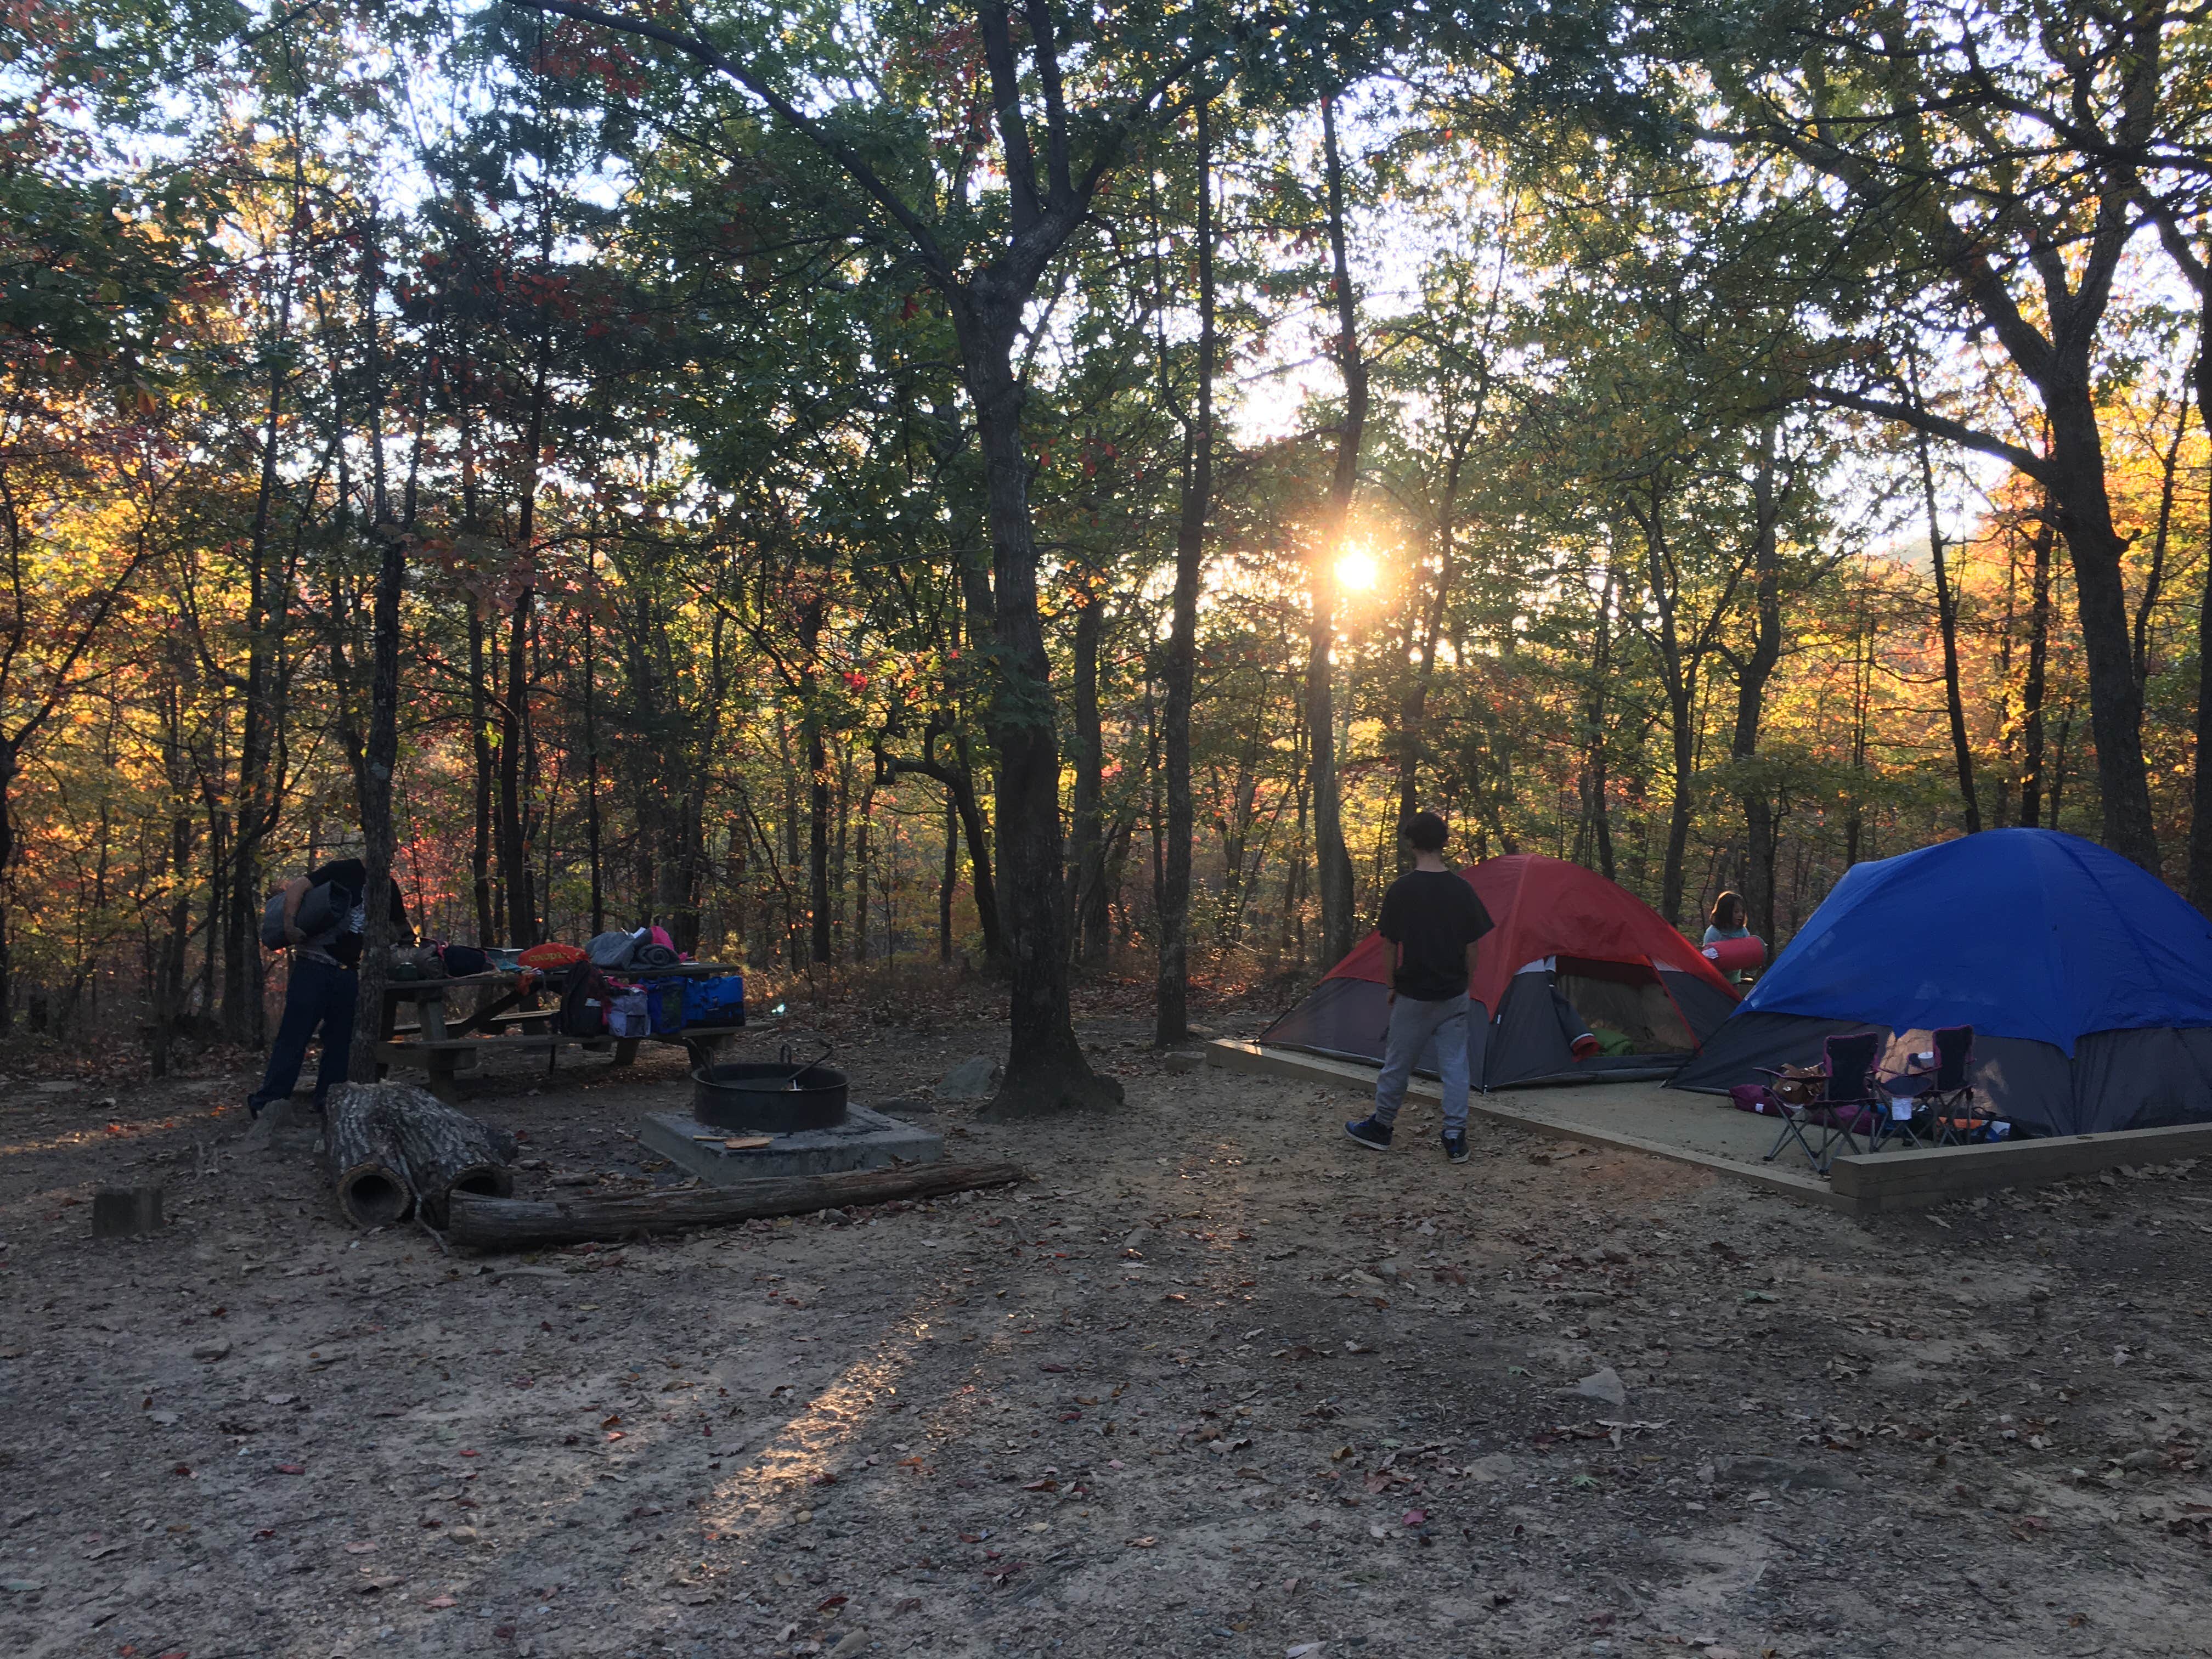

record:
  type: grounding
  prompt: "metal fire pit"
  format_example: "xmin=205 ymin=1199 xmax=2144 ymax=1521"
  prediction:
xmin=690 ymin=1047 xmax=849 ymax=1136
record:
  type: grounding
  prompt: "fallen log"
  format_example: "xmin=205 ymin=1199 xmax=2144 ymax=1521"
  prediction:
xmin=381 ymin=1081 xmax=518 ymax=1227
xmin=444 ymin=1160 xmax=1024 ymax=1251
xmin=323 ymin=1082 xmax=414 ymax=1228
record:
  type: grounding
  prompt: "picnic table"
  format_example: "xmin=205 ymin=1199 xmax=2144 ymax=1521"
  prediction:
xmin=373 ymin=960 xmax=743 ymax=1104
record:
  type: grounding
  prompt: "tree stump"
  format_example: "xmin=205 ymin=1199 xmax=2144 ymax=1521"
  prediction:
xmin=381 ymin=1082 xmax=517 ymax=1227
xmin=323 ymin=1082 xmax=414 ymax=1228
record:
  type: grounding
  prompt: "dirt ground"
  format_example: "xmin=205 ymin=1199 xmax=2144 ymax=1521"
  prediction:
xmin=4 ymin=981 xmax=2211 ymax=1659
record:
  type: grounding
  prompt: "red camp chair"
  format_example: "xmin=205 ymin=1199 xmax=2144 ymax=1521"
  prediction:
xmin=1882 ymin=1025 xmax=1987 ymax=1147
xmin=1759 ymin=1031 xmax=1882 ymax=1173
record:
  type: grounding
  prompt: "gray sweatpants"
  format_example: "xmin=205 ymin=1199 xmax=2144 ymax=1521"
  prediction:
xmin=1373 ymin=992 xmax=1471 ymax=1130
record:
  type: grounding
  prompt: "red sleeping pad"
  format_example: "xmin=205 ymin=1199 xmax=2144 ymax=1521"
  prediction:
xmin=1702 ymin=935 xmax=1765 ymax=974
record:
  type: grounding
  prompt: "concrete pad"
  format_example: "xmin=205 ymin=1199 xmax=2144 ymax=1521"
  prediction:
xmin=1207 ymin=1037 xmax=1840 ymax=1207
xmin=637 ymin=1104 xmax=944 ymax=1185
xmin=1206 ymin=1038 xmax=2212 ymax=1215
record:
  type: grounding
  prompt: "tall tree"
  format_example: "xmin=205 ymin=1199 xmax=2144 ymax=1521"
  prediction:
xmin=1700 ymin=0 xmax=2181 ymax=868
xmin=1156 ymin=91 xmax=1216 ymax=1045
xmin=510 ymin=0 xmax=1304 ymax=1107
xmin=1307 ymin=92 xmax=1364 ymax=968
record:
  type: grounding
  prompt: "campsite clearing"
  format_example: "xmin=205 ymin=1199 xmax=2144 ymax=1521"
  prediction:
xmin=3 ymin=984 xmax=2209 ymax=1659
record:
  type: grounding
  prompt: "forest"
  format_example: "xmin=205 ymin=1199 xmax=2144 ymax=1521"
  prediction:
xmin=7 ymin=0 xmax=2211 ymax=1103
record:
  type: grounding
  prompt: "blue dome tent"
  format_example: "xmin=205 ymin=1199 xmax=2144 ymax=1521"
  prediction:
xmin=1668 ymin=830 xmax=2212 ymax=1136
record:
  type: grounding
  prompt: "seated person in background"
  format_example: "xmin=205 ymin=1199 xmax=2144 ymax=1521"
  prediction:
xmin=1704 ymin=890 xmax=1753 ymax=986
xmin=247 ymin=854 xmax=412 ymax=1119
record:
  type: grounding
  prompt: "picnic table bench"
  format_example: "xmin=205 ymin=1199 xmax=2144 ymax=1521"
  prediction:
xmin=373 ymin=961 xmax=743 ymax=1104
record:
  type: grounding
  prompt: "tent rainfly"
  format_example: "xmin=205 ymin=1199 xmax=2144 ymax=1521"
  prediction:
xmin=1262 ymin=854 xmax=1740 ymax=1091
xmin=1668 ymin=829 xmax=2212 ymax=1136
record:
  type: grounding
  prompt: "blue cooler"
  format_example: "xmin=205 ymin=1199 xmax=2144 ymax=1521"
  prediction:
xmin=682 ymin=974 xmax=744 ymax=1028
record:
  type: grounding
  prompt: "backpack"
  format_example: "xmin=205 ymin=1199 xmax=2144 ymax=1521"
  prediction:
xmin=556 ymin=963 xmax=616 ymax=1039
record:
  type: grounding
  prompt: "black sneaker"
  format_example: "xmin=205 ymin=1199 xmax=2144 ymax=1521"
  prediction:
xmin=1442 ymin=1129 xmax=1470 ymax=1163
xmin=1344 ymin=1115 xmax=1393 ymax=1151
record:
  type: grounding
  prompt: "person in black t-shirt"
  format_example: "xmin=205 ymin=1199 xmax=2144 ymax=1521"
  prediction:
xmin=246 ymin=856 xmax=413 ymax=1119
xmin=1345 ymin=811 xmax=1494 ymax=1162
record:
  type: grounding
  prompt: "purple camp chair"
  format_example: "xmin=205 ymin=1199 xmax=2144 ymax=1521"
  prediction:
xmin=1759 ymin=1031 xmax=1882 ymax=1174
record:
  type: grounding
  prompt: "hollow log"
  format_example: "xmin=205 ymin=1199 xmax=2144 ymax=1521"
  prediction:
xmin=323 ymin=1082 xmax=414 ymax=1228
xmin=444 ymin=1160 xmax=1024 ymax=1251
xmin=381 ymin=1082 xmax=518 ymax=1227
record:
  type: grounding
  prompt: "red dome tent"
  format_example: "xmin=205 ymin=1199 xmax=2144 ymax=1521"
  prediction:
xmin=1261 ymin=855 xmax=1741 ymax=1090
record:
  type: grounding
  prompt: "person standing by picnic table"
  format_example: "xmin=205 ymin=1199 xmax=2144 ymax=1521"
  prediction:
xmin=1344 ymin=811 xmax=1494 ymax=1163
xmin=247 ymin=855 xmax=412 ymax=1119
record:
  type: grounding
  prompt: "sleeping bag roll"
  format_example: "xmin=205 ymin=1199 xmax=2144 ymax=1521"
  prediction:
xmin=1702 ymin=935 xmax=1765 ymax=973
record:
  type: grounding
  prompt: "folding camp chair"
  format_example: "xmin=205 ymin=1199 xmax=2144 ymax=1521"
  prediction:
xmin=1883 ymin=1025 xmax=1987 ymax=1147
xmin=1759 ymin=1031 xmax=1881 ymax=1173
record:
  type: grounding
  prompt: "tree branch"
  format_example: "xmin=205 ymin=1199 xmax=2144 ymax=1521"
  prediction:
xmin=502 ymin=0 xmax=949 ymax=275
xmin=1814 ymin=386 xmax=2047 ymax=479
xmin=978 ymin=0 xmax=1043 ymax=234
xmin=1023 ymin=0 xmax=1074 ymax=206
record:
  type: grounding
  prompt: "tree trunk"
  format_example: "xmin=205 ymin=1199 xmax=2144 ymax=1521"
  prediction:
xmin=381 ymin=1082 xmax=517 ymax=1228
xmin=148 ymin=685 xmax=198 ymax=1077
xmin=584 ymin=549 xmax=605 ymax=936
xmin=1845 ymin=573 xmax=1874 ymax=865
xmin=808 ymin=716 xmax=833 ymax=966
xmin=347 ymin=523 xmax=406 ymax=1083
xmin=1070 ymin=589 xmax=1108 ymax=971
xmin=1308 ymin=95 xmax=1365 ymax=969
xmin=949 ymin=283 xmax=1118 ymax=1115
xmin=497 ymin=589 xmax=537 ymax=946
xmin=469 ymin=596 xmax=498 ymax=946
xmin=2019 ymin=512 xmax=2055 ymax=829
xmin=1730 ymin=428 xmax=1785 ymax=944
xmin=1992 ymin=523 xmax=2018 ymax=828
xmin=1093 ymin=809 xmax=1131 ymax=964
xmin=1278 ymin=710 xmax=1310 ymax=969
xmin=324 ymin=1082 xmax=412 ymax=1228
xmin=1637 ymin=486 xmax=1696 ymax=927
xmin=850 ymin=772 xmax=874 ymax=964
xmin=1576 ymin=560 xmax=1617 ymax=882
xmin=2189 ymin=330 xmax=2212 ymax=912
xmin=2042 ymin=383 xmax=2155 ymax=868
xmin=348 ymin=214 xmax=405 ymax=1085
xmin=0 ymin=738 xmax=16 ymax=1030
xmin=1661 ymin=699 xmax=1695 ymax=927
xmin=2132 ymin=395 xmax=2188 ymax=694
xmin=223 ymin=279 xmax=291 ymax=1046
xmin=939 ymin=788 xmax=958 ymax=964
xmin=1156 ymin=92 xmax=1215 ymax=1045
xmin=1914 ymin=415 xmax=1980 ymax=834
xmin=1397 ymin=449 xmax=1462 ymax=860
xmin=447 ymin=1160 xmax=1024 ymax=1251
xmin=794 ymin=590 xmax=834 ymax=966
xmin=497 ymin=296 xmax=554 ymax=950
xmin=947 ymin=750 xmax=1005 ymax=964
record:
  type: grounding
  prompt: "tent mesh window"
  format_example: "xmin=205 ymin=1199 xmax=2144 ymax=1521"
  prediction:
xmin=1554 ymin=957 xmax=1696 ymax=1054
